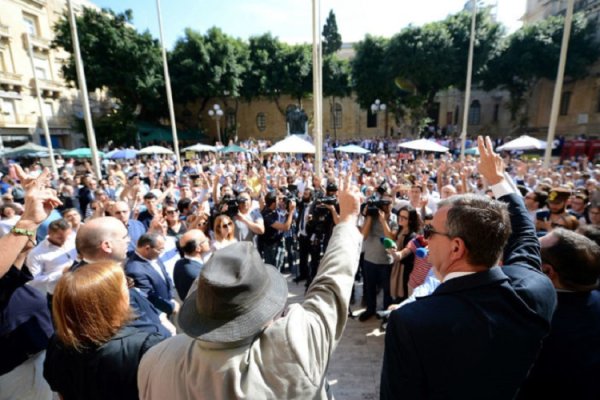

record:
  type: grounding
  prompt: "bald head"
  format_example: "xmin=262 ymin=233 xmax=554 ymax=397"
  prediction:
xmin=179 ymin=229 xmax=209 ymax=257
xmin=76 ymin=216 xmax=130 ymax=262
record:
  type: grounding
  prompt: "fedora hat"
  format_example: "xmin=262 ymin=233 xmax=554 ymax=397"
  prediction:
xmin=178 ymin=241 xmax=288 ymax=343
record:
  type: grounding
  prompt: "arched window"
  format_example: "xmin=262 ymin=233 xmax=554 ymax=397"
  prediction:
xmin=468 ymin=100 xmax=481 ymax=125
xmin=331 ymin=103 xmax=342 ymax=129
xmin=256 ymin=112 xmax=266 ymax=132
xmin=226 ymin=108 xmax=236 ymax=129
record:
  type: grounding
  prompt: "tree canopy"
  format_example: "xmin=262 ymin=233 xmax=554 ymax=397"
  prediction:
xmin=322 ymin=10 xmax=342 ymax=56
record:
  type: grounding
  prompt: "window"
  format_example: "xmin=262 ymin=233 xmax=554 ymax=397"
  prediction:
xmin=33 ymin=56 xmax=50 ymax=80
xmin=42 ymin=102 xmax=54 ymax=118
xmin=226 ymin=108 xmax=236 ymax=129
xmin=597 ymin=90 xmax=600 ymax=113
xmin=493 ymin=104 xmax=500 ymax=123
xmin=454 ymin=106 xmax=459 ymax=124
xmin=366 ymin=109 xmax=377 ymax=128
xmin=0 ymin=51 xmax=6 ymax=72
xmin=1 ymin=99 xmax=17 ymax=122
xmin=22 ymin=13 xmax=39 ymax=37
xmin=331 ymin=103 xmax=342 ymax=130
xmin=560 ymin=91 xmax=571 ymax=116
xmin=256 ymin=112 xmax=266 ymax=132
xmin=468 ymin=100 xmax=481 ymax=125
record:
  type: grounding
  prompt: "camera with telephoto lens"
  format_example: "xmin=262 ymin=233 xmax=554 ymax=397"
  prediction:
xmin=219 ymin=194 xmax=239 ymax=218
xmin=366 ymin=196 xmax=392 ymax=217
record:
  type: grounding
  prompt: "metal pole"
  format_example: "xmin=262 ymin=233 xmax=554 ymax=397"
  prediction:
xmin=216 ymin=117 xmax=221 ymax=144
xmin=312 ymin=0 xmax=323 ymax=177
xmin=156 ymin=0 xmax=181 ymax=170
xmin=543 ymin=0 xmax=575 ymax=169
xmin=460 ymin=0 xmax=477 ymax=162
xmin=25 ymin=34 xmax=57 ymax=176
xmin=66 ymin=0 xmax=101 ymax=179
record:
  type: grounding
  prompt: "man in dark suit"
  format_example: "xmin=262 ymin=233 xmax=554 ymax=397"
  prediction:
xmin=173 ymin=229 xmax=211 ymax=300
xmin=381 ymin=136 xmax=557 ymax=399
xmin=518 ymin=228 xmax=600 ymax=399
xmin=126 ymin=233 xmax=177 ymax=316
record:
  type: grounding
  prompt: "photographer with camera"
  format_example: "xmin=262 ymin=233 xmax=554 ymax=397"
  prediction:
xmin=257 ymin=191 xmax=296 ymax=270
xmin=305 ymin=181 xmax=340 ymax=287
xmin=359 ymin=184 xmax=398 ymax=322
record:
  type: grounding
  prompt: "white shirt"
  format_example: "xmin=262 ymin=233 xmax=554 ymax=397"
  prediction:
xmin=26 ymin=236 xmax=77 ymax=295
xmin=0 ymin=216 xmax=20 ymax=237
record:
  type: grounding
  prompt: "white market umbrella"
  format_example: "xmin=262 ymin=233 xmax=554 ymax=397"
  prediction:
xmin=496 ymin=135 xmax=553 ymax=151
xmin=262 ymin=135 xmax=315 ymax=154
xmin=335 ymin=144 xmax=370 ymax=154
xmin=398 ymin=138 xmax=449 ymax=153
xmin=182 ymin=143 xmax=217 ymax=152
xmin=138 ymin=145 xmax=174 ymax=155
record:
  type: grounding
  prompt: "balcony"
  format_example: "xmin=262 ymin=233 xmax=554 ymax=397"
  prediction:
xmin=0 ymin=114 xmax=38 ymax=128
xmin=0 ymin=24 xmax=9 ymax=41
xmin=23 ymin=33 xmax=51 ymax=52
xmin=0 ymin=71 xmax=24 ymax=92
xmin=47 ymin=116 xmax=72 ymax=127
xmin=23 ymin=0 xmax=47 ymax=7
xmin=32 ymin=78 xmax=62 ymax=98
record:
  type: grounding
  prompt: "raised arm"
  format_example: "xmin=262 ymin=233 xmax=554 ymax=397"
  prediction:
xmin=477 ymin=136 xmax=540 ymax=270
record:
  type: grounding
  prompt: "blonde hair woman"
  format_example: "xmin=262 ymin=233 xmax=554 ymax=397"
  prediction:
xmin=43 ymin=261 xmax=164 ymax=400
xmin=212 ymin=214 xmax=237 ymax=251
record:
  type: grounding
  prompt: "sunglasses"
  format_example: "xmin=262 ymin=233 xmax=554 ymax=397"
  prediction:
xmin=220 ymin=222 xmax=233 ymax=229
xmin=550 ymin=222 xmax=566 ymax=228
xmin=423 ymin=224 xmax=451 ymax=240
xmin=165 ymin=210 xmax=178 ymax=214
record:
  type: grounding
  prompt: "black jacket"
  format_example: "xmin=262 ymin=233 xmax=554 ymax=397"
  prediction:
xmin=43 ymin=324 xmax=164 ymax=400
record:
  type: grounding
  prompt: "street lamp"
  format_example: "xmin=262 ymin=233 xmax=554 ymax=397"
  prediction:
xmin=208 ymin=104 xmax=224 ymax=144
xmin=370 ymin=99 xmax=386 ymax=137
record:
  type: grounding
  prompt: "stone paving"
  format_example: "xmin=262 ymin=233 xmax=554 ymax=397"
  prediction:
xmin=285 ymin=275 xmax=385 ymax=400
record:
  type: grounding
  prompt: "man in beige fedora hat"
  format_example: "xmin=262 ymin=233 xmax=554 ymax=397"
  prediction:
xmin=138 ymin=173 xmax=362 ymax=399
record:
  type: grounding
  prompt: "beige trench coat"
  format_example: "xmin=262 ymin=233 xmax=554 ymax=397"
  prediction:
xmin=138 ymin=222 xmax=363 ymax=400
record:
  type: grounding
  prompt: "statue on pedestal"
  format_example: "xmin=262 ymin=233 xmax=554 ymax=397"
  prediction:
xmin=286 ymin=106 xmax=308 ymax=135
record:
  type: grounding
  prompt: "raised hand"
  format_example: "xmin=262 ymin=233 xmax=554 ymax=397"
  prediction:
xmin=338 ymin=173 xmax=360 ymax=224
xmin=477 ymin=136 xmax=504 ymax=186
xmin=15 ymin=165 xmax=62 ymax=225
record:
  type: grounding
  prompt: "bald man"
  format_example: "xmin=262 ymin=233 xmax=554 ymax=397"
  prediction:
xmin=74 ymin=217 xmax=173 ymax=337
xmin=173 ymin=229 xmax=211 ymax=300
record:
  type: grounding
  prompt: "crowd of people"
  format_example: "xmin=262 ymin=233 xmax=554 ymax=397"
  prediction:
xmin=0 ymin=134 xmax=599 ymax=399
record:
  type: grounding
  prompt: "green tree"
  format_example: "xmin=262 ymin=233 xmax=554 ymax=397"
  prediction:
xmin=322 ymin=10 xmax=342 ymax=56
xmin=282 ymin=44 xmax=313 ymax=107
xmin=52 ymin=7 xmax=165 ymax=130
xmin=351 ymin=35 xmax=391 ymax=110
xmin=240 ymin=33 xmax=288 ymax=114
xmin=482 ymin=13 xmax=600 ymax=125
xmin=323 ymin=56 xmax=351 ymax=139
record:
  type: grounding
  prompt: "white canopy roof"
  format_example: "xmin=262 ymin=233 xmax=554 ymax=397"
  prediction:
xmin=182 ymin=143 xmax=217 ymax=152
xmin=496 ymin=135 xmax=553 ymax=151
xmin=262 ymin=135 xmax=316 ymax=154
xmin=335 ymin=144 xmax=370 ymax=154
xmin=138 ymin=145 xmax=174 ymax=155
xmin=398 ymin=138 xmax=449 ymax=153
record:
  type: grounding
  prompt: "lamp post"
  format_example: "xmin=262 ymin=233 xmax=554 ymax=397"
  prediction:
xmin=208 ymin=104 xmax=224 ymax=144
xmin=371 ymin=99 xmax=386 ymax=137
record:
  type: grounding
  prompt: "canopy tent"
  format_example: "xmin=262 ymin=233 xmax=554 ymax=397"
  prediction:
xmin=138 ymin=145 xmax=174 ymax=155
xmin=496 ymin=135 xmax=553 ymax=152
xmin=262 ymin=135 xmax=315 ymax=154
xmin=218 ymin=144 xmax=250 ymax=154
xmin=63 ymin=148 xmax=104 ymax=159
xmin=398 ymin=138 xmax=449 ymax=153
xmin=334 ymin=144 xmax=370 ymax=154
xmin=182 ymin=143 xmax=218 ymax=152
xmin=3 ymin=143 xmax=52 ymax=158
xmin=107 ymin=149 xmax=139 ymax=159
xmin=464 ymin=147 xmax=480 ymax=156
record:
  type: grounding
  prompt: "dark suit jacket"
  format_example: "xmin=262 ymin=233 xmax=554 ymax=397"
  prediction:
xmin=381 ymin=193 xmax=557 ymax=400
xmin=125 ymin=253 xmax=175 ymax=315
xmin=173 ymin=258 xmax=202 ymax=300
xmin=518 ymin=290 xmax=600 ymax=400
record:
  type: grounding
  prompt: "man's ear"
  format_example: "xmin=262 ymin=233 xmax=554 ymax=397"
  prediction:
xmin=541 ymin=263 xmax=557 ymax=280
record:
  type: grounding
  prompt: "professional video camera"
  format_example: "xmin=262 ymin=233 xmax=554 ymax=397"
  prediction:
xmin=219 ymin=194 xmax=239 ymax=218
xmin=365 ymin=196 xmax=392 ymax=217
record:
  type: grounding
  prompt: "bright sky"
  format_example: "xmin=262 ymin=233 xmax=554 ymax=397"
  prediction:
xmin=93 ymin=0 xmax=526 ymax=49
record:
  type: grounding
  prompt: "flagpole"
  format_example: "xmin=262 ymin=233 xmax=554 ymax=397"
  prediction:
xmin=312 ymin=0 xmax=323 ymax=177
xmin=543 ymin=0 xmax=574 ymax=169
xmin=460 ymin=0 xmax=477 ymax=162
xmin=156 ymin=0 xmax=181 ymax=170
xmin=25 ymin=34 xmax=57 ymax=176
xmin=66 ymin=0 xmax=101 ymax=179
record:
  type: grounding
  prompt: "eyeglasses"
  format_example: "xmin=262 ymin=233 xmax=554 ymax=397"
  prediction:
xmin=550 ymin=222 xmax=566 ymax=228
xmin=220 ymin=222 xmax=233 ymax=229
xmin=165 ymin=210 xmax=178 ymax=215
xmin=423 ymin=224 xmax=452 ymax=240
